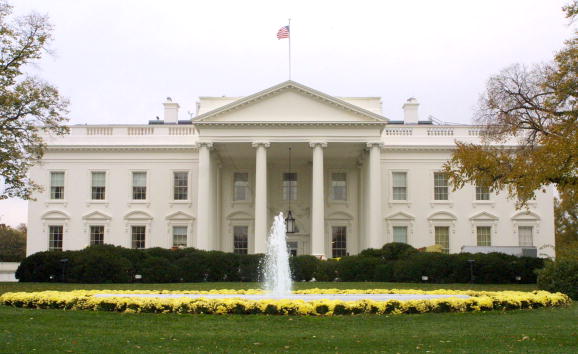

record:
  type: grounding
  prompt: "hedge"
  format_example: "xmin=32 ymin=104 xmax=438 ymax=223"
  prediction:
xmin=16 ymin=243 xmax=546 ymax=284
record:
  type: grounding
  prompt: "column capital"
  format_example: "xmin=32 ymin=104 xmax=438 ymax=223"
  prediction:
xmin=366 ymin=142 xmax=384 ymax=149
xmin=308 ymin=141 xmax=328 ymax=149
xmin=251 ymin=141 xmax=271 ymax=149
xmin=197 ymin=141 xmax=214 ymax=149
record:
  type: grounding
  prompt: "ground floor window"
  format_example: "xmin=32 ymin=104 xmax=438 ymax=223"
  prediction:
xmin=233 ymin=226 xmax=248 ymax=254
xmin=392 ymin=226 xmax=408 ymax=243
xmin=434 ymin=226 xmax=450 ymax=254
xmin=49 ymin=225 xmax=63 ymax=251
xmin=476 ymin=226 xmax=491 ymax=246
xmin=287 ymin=241 xmax=298 ymax=257
xmin=172 ymin=226 xmax=188 ymax=248
xmin=332 ymin=226 xmax=347 ymax=258
xmin=90 ymin=225 xmax=104 ymax=245
xmin=518 ymin=226 xmax=534 ymax=246
xmin=131 ymin=225 xmax=146 ymax=249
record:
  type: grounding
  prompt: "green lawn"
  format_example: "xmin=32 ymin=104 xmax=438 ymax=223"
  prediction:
xmin=1 ymin=282 xmax=575 ymax=353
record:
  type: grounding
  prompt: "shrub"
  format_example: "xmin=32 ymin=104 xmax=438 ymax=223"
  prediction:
xmin=69 ymin=246 xmax=132 ymax=283
xmin=239 ymin=254 xmax=263 ymax=282
xmin=537 ymin=259 xmax=578 ymax=299
xmin=337 ymin=256 xmax=380 ymax=281
xmin=141 ymin=256 xmax=181 ymax=283
xmin=16 ymin=251 xmax=65 ymax=282
xmin=374 ymin=261 xmax=395 ymax=282
xmin=174 ymin=250 xmax=209 ymax=282
xmin=380 ymin=242 xmax=418 ymax=260
xmin=204 ymin=251 xmax=240 ymax=281
xmin=290 ymin=255 xmax=320 ymax=281
xmin=314 ymin=259 xmax=339 ymax=281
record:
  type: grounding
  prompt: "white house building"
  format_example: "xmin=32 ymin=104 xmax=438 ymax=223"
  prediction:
xmin=26 ymin=81 xmax=555 ymax=258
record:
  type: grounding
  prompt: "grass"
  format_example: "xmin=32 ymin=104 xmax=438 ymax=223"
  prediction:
xmin=1 ymin=282 xmax=576 ymax=353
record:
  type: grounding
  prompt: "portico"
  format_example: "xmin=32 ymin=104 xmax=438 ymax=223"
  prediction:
xmin=192 ymin=81 xmax=388 ymax=258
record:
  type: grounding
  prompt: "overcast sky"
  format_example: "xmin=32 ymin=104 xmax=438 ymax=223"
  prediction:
xmin=0 ymin=0 xmax=574 ymax=226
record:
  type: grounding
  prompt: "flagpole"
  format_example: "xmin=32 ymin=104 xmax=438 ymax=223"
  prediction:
xmin=288 ymin=18 xmax=291 ymax=80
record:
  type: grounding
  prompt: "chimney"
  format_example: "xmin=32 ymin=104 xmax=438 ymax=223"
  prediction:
xmin=402 ymin=97 xmax=419 ymax=124
xmin=163 ymin=97 xmax=179 ymax=124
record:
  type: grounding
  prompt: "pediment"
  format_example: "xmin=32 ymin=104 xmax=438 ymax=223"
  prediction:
xmin=165 ymin=211 xmax=195 ymax=220
xmin=193 ymin=81 xmax=388 ymax=125
xmin=82 ymin=210 xmax=112 ymax=220
xmin=511 ymin=210 xmax=540 ymax=221
xmin=469 ymin=211 xmax=499 ymax=221
xmin=385 ymin=211 xmax=415 ymax=220
xmin=427 ymin=210 xmax=457 ymax=221
xmin=124 ymin=210 xmax=153 ymax=220
xmin=41 ymin=210 xmax=70 ymax=220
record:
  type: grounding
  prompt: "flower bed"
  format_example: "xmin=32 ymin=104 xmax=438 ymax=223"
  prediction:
xmin=0 ymin=289 xmax=570 ymax=316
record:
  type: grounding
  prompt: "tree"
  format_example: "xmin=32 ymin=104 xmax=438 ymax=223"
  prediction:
xmin=0 ymin=223 xmax=26 ymax=261
xmin=0 ymin=1 xmax=69 ymax=200
xmin=442 ymin=3 xmax=577 ymax=208
xmin=555 ymin=191 xmax=578 ymax=260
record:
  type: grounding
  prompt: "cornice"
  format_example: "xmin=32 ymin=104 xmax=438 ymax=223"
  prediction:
xmin=381 ymin=145 xmax=457 ymax=152
xmin=194 ymin=121 xmax=387 ymax=128
xmin=46 ymin=145 xmax=199 ymax=152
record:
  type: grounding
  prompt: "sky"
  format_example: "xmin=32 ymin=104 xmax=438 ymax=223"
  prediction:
xmin=0 ymin=0 xmax=574 ymax=226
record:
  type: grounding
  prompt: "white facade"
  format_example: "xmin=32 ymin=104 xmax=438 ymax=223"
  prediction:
xmin=27 ymin=81 xmax=555 ymax=258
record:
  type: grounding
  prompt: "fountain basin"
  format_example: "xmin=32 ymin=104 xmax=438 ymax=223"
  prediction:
xmin=94 ymin=293 xmax=470 ymax=301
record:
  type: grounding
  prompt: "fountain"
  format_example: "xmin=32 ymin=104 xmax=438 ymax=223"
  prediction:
xmin=261 ymin=213 xmax=292 ymax=296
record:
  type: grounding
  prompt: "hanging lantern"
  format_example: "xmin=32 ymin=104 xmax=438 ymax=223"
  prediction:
xmin=285 ymin=210 xmax=296 ymax=233
xmin=286 ymin=147 xmax=297 ymax=233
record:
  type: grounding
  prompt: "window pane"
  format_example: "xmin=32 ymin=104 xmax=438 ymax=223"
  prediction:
xmin=173 ymin=172 xmax=188 ymax=200
xmin=131 ymin=226 xmax=146 ymax=249
xmin=50 ymin=172 xmax=65 ymax=199
xmin=476 ymin=185 xmax=490 ymax=200
xmin=332 ymin=226 xmax=347 ymax=258
xmin=518 ymin=226 xmax=533 ymax=246
xmin=393 ymin=226 xmax=408 ymax=243
xmin=172 ymin=226 xmax=188 ymax=248
xmin=49 ymin=225 xmax=63 ymax=251
xmin=434 ymin=172 xmax=448 ymax=200
xmin=90 ymin=225 xmax=104 ymax=245
xmin=392 ymin=172 xmax=407 ymax=200
xmin=435 ymin=226 xmax=450 ymax=254
xmin=234 ymin=172 xmax=249 ymax=201
xmin=132 ymin=172 xmax=147 ymax=200
xmin=476 ymin=226 xmax=491 ymax=246
xmin=233 ymin=226 xmax=248 ymax=254
xmin=283 ymin=172 xmax=297 ymax=201
xmin=331 ymin=173 xmax=347 ymax=201
xmin=91 ymin=172 xmax=106 ymax=200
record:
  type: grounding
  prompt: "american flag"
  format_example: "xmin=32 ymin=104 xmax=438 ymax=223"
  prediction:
xmin=277 ymin=25 xmax=289 ymax=39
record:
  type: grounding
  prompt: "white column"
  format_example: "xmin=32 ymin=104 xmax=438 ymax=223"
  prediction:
xmin=252 ymin=142 xmax=270 ymax=254
xmin=196 ymin=142 xmax=213 ymax=250
xmin=310 ymin=142 xmax=327 ymax=258
xmin=367 ymin=142 xmax=383 ymax=249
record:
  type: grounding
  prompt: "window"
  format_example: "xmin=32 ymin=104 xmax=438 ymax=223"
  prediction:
xmin=434 ymin=172 xmax=448 ymax=200
xmin=173 ymin=172 xmax=188 ymax=200
xmin=172 ymin=226 xmax=188 ymax=248
xmin=393 ymin=226 xmax=408 ymax=243
xmin=283 ymin=172 xmax=297 ymax=201
xmin=435 ymin=226 xmax=450 ymax=254
xmin=518 ymin=226 xmax=534 ymax=246
xmin=332 ymin=226 xmax=347 ymax=258
xmin=233 ymin=226 xmax=248 ymax=254
xmin=392 ymin=172 xmax=407 ymax=200
xmin=233 ymin=172 xmax=249 ymax=201
xmin=476 ymin=226 xmax=491 ymax=246
xmin=132 ymin=172 xmax=147 ymax=200
xmin=131 ymin=225 xmax=146 ymax=249
xmin=49 ymin=225 xmax=63 ymax=251
xmin=50 ymin=172 xmax=65 ymax=199
xmin=91 ymin=172 xmax=106 ymax=200
xmin=90 ymin=225 xmax=104 ymax=245
xmin=331 ymin=172 xmax=347 ymax=201
xmin=287 ymin=241 xmax=298 ymax=257
xmin=476 ymin=185 xmax=490 ymax=201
